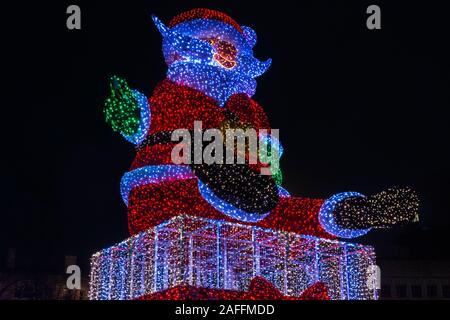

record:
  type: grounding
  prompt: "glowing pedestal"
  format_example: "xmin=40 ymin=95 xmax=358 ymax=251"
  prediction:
xmin=89 ymin=215 xmax=377 ymax=300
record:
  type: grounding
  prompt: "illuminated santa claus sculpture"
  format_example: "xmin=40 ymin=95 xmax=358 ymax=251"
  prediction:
xmin=89 ymin=8 xmax=419 ymax=300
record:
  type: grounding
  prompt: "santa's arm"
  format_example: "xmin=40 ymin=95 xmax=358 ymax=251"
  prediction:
xmin=104 ymin=76 xmax=151 ymax=145
xmin=318 ymin=187 xmax=420 ymax=239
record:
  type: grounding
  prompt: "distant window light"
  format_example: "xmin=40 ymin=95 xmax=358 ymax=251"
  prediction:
xmin=396 ymin=284 xmax=407 ymax=298
xmin=381 ymin=285 xmax=391 ymax=298
xmin=411 ymin=285 xmax=422 ymax=298
xmin=443 ymin=285 xmax=450 ymax=298
xmin=427 ymin=285 xmax=437 ymax=298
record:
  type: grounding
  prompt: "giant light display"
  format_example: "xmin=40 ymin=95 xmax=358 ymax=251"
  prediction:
xmin=90 ymin=8 xmax=419 ymax=300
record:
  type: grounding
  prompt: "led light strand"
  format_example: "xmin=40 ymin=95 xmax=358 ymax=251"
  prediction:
xmin=123 ymin=90 xmax=151 ymax=145
xmin=89 ymin=215 xmax=377 ymax=300
xmin=318 ymin=192 xmax=371 ymax=239
xmin=120 ymin=165 xmax=195 ymax=206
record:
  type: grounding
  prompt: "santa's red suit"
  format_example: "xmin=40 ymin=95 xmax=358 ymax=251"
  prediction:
xmin=125 ymin=79 xmax=334 ymax=240
xmin=119 ymin=78 xmax=333 ymax=300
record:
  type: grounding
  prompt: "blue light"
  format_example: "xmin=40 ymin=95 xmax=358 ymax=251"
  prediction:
xmin=318 ymin=192 xmax=371 ymax=239
xmin=152 ymin=16 xmax=271 ymax=106
xmin=120 ymin=165 xmax=195 ymax=206
xmin=167 ymin=62 xmax=257 ymax=107
xmin=122 ymin=90 xmax=151 ymax=145
xmin=120 ymin=163 xmax=288 ymax=220
xmin=197 ymin=179 xmax=270 ymax=222
xmin=277 ymin=186 xmax=290 ymax=198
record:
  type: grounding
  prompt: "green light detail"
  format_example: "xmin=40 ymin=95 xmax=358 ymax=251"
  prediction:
xmin=273 ymin=168 xmax=283 ymax=186
xmin=104 ymin=76 xmax=140 ymax=136
xmin=259 ymin=137 xmax=283 ymax=186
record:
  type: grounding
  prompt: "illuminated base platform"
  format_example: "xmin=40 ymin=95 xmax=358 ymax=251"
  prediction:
xmin=89 ymin=215 xmax=378 ymax=300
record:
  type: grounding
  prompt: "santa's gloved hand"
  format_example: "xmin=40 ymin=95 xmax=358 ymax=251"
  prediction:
xmin=104 ymin=76 xmax=140 ymax=136
xmin=333 ymin=186 xmax=420 ymax=230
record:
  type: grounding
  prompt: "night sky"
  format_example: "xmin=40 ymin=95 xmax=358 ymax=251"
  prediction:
xmin=2 ymin=1 xmax=449 ymax=273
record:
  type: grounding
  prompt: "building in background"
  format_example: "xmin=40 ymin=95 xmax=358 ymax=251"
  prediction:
xmin=379 ymin=259 xmax=450 ymax=300
xmin=0 ymin=249 xmax=88 ymax=300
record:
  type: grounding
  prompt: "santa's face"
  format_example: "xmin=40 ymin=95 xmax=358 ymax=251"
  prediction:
xmin=152 ymin=16 xmax=271 ymax=79
xmin=202 ymin=37 xmax=238 ymax=69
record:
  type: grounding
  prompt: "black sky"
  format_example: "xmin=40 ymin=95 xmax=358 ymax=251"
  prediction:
xmin=2 ymin=0 xmax=449 ymax=272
